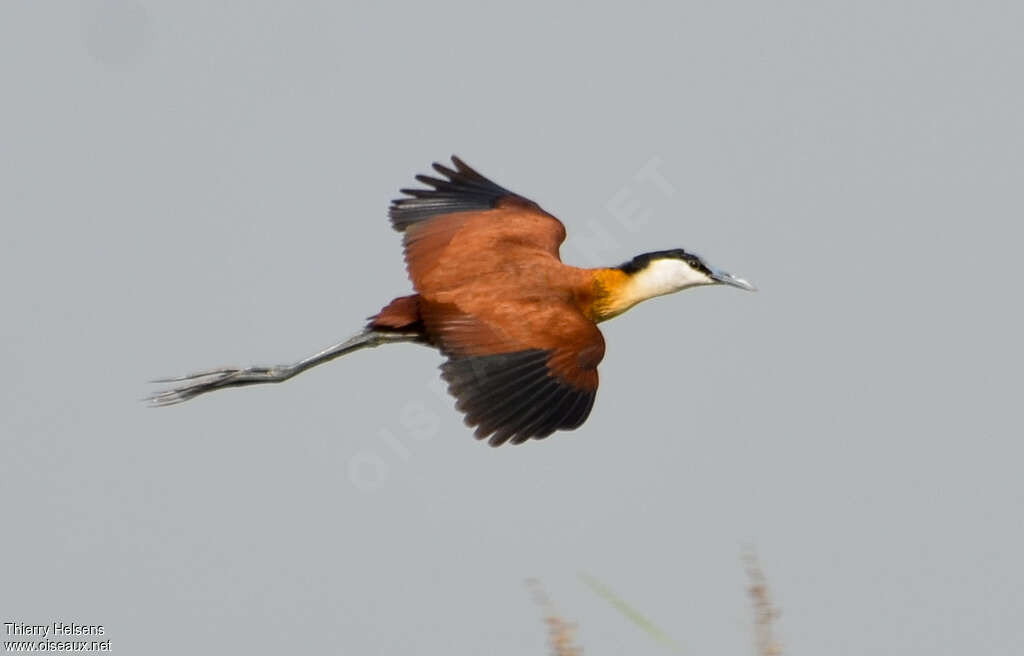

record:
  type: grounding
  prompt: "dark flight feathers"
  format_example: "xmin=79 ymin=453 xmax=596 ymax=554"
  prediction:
xmin=389 ymin=156 xmax=521 ymax=231
xmin=440 ymin=350 xmax=596 ymax=447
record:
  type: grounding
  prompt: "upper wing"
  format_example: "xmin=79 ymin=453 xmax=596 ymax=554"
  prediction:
xmin=421 ymin=299 xmax=605 ymax=447
xmin=389 ymin=157 xmax=605 ymax=446
xmin=389 ymin=156 xmax=568 ymax=292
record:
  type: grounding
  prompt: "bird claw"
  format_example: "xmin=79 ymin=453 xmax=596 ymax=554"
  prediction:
xmin=148 ymin=367 xmax=243 ymax=384
xmin=146 ymin=368 xmax=245 ymax=407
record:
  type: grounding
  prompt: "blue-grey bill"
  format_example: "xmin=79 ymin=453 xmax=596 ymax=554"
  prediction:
xmin=711 ymin=270 xmax=757 ymax=291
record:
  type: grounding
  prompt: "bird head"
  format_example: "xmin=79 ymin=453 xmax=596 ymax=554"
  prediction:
xmin=619 ymin=249 xmax=757 ymax=299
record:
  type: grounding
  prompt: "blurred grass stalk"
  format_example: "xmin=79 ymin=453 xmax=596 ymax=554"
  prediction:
xmin=744 ymin=549 xmax=783 ymax=656
xmin=529 ymin=550 xmax=783 ymax=655
xmin=527 ymin=578 xmax=584 ymax=656
xmin=579 ymin=572 xmax=686 ymax=654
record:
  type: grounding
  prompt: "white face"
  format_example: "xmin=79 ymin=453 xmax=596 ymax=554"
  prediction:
xmin=629 ymin=257 xmax=713 ymax=300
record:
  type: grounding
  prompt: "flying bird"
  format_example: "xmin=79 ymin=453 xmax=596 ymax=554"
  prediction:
xmin=150 ymin=156 xmax=755 ymax=446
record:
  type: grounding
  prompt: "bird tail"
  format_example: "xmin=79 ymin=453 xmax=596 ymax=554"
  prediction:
xmin=369 ymin=294 xmax=424 ymax=334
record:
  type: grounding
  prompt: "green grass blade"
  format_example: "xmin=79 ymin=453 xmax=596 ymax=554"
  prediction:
xmin=578 ymin=572 xmax=687 ymax=655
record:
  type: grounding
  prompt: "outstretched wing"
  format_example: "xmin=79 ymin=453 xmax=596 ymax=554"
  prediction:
xmin=389 ymin=157 xmax=605 ymax=446
xmin=389 ymin=156 xmax=568 ymax=292
xmin=421 ymin=300 xmax=605 ymax=447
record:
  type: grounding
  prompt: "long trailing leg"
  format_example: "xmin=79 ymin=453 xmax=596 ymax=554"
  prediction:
xmin=148 ymin=329 xmax=423 ymax=407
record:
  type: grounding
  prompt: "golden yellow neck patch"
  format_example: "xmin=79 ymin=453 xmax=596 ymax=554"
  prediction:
xmin=585 ymin=268 xmax=634 ymax=322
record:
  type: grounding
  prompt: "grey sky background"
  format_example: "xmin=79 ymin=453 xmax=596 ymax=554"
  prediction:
xmin=2 ymin=1 xmax=1022 ymax=654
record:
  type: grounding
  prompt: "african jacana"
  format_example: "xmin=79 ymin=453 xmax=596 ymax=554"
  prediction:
xmin=150 ymin=156 xmax=755 ymax=446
